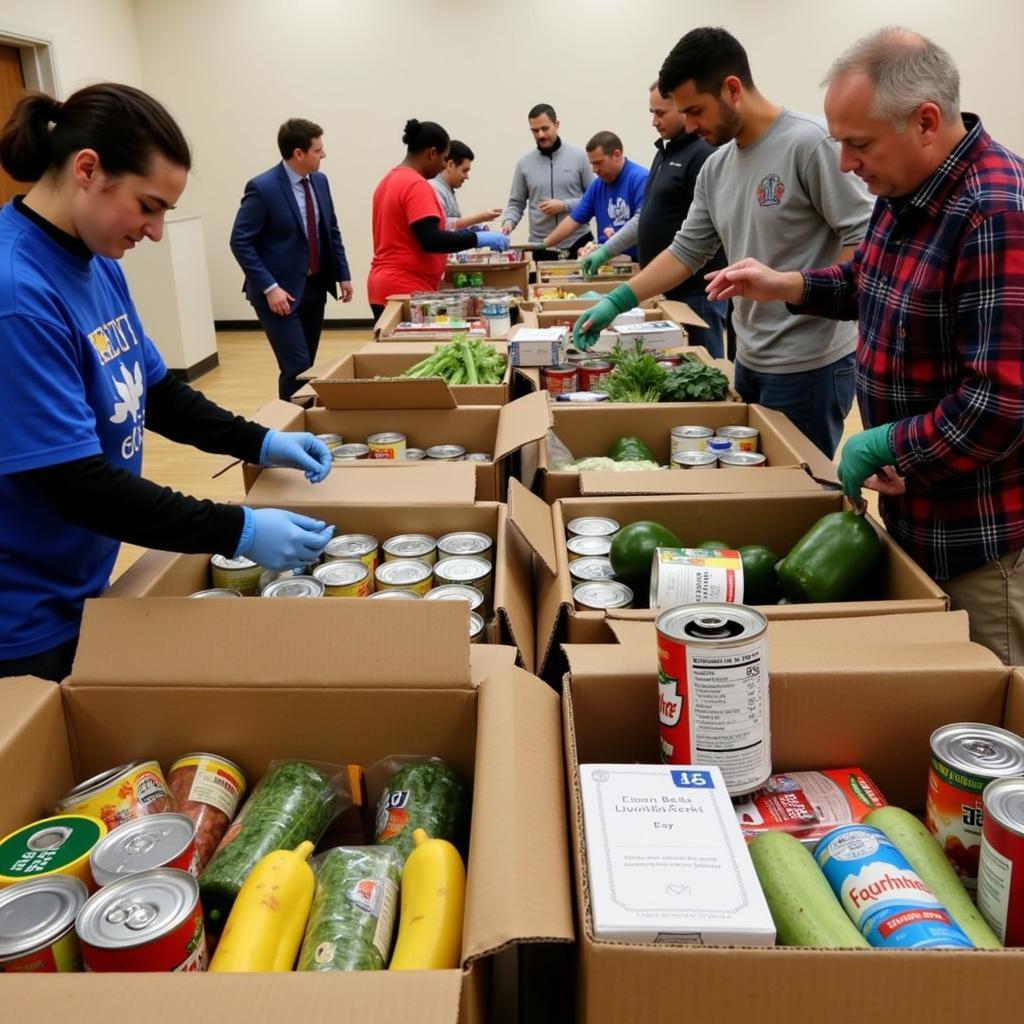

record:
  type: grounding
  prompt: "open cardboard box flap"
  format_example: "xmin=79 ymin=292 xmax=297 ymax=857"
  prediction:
xmin=493 ymin=388 xmax=551 ymax=461
xmin=508 ymin=477 xmax=559 ymax=575
xmin=752 ymin=404 xmax=839 ymax=486
xmin=578 ymin=466 xmax=822 ymax=496
xmin=656 ymin=298 xmax=708 ymax=328
xmin=312 ymin=376 xmax=458 ymax=410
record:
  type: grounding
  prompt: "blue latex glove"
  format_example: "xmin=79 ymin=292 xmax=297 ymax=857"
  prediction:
xmin=260 ymin=430 xmax=332 ymax=483
xmin=236 ymin=508 xmax=335 ymax=571
xmin=571 ymin=284 xmax=638 ymax=351
xmin=837 ymin=424 xmax=895 ymax=505
xmin=475 ymin=231 xmax=510 ymax=252
xmin=580 ymin=245 xmax=610 ymax=278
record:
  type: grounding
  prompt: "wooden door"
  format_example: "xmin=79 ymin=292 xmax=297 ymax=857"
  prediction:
xmin=0 ymin=46 xmax=26 ymax=204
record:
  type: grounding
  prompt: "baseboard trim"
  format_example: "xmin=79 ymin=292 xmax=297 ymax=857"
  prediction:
xmin=167 ymin=352 xmax=219 ymax=382
xmin=215 ymin=318 xmax=375 ymax=331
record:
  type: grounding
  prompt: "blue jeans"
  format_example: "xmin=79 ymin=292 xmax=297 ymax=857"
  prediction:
xmin=679 ymin=295 xmax=728 ymax=359
xmin=734 ymin=352 xmax=856 ymax=460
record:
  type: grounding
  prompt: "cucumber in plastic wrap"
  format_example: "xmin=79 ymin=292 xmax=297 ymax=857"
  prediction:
xmin=298 ymin=846 xmax=402 ymax=971
xmin=373 ymin=758 xmax=469 ymax=863
xmin=199 ymin=761 xmax=342 ymax=929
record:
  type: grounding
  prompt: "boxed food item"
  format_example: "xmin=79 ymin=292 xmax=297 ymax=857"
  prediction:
xmin=507 ymin=326 xmax=569 ymax=367
xmin=593 ymin=320 xmax=685 ymax=354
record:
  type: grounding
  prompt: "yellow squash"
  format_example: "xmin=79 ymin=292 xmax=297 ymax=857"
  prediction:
xmin=389 ymin=828 xmax=466 ymax=970
xmin=209 ymin=840 xmax=315 ymax=972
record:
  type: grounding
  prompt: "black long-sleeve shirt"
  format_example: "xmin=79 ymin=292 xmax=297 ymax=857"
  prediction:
xmin=410 ymin=216 xmax=480 ymax=254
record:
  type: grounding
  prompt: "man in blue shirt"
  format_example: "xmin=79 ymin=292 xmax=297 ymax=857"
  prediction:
xmin=542 ymin=132 xmax=648 ymax=259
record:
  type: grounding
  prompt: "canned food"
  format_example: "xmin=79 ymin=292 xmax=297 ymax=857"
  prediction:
xmin=553 ymin=391 xmax=609 ymax=403
xmin=716 ymin=426 xmax=760 ymax=453
xmin=572 ymin=580 xmax=634 ymax=611
xmin=314 ymin=433 xmax=344 ymax=450
xmin=566 ymin=516 xmax=619 ymax=539
xmin=89 ymin=813 xmax=200 ymax=887
xmin=424 ymin=584 xmax=485 ymax=613
xmin=656 ymin=353 xmax=682 ymax=368
xmin=465 ymin=452 xmax=492 ymax=461
xmin=260 ymin=576 xmax=325 ymax=599
xmin=426 ymin=444 xmax=466 ymax=462
xmin=577 ymin=359 xmax=613 ymax=392
xmin=375 ymin=559 xmax=433 ymax=596
xmin=366 ymin=588 xmax=422 ymax=600
xmin=324 ymin=534 xmax=379 ymax=575
xmin=469 ymin=612 xmax=485 ymax=644
xmin=209 ymin=554 xmax=262 ymax=596
xmin=76 ymin=868 xmax=207 ymax=972
xmin=55 ymin=762 xmax=174 ymax=832
xmin=670 ymin=451 xmax=718 ymax=470
xmin=433 ymin=556 xmax=493 ymax=615
xmin=382 ymin=533 xmax=438 ymax=565
xmin=0 ymin=875 xmax=88 ymax=972
xmin=719 ymin=451 xmax=767 ymax=468
xmin=706 ymin=437 xmax=734 ymax=456
xmin=541 ymin=364 xmax=579 ymax=395
xmin=189 ymin=588 xmax=243 ymax=598
xmin=405 ymin=448 xmax=427 ymax=461
xmin=0 ymin=814 xmax=106 ymax=892
xmin=313 ymin=560 xmax=372 ymax=597
xmin=978 ymin=777 xmax=1024 ymax=945
xmin=925 ymin=723 xmax=1024 ymax=891
xmin=367 ymin=432 xmax=407 ymax=460
xmin=656 ymin=603 xmax=770 ymax=795
xmin=566 ymin=535 xmax=612 ymax=561
xmin=670 ymin=425 xmax=714 ymax=454
xmin=437 ymin=531 xmax=493 ymax=561
xmin=651 ymin=547 xmax=743 ymax=608
xmin=166 ymin=754 xmax=246 ymax=871
xmin=332 ymin=443 xmax=370 ymax=461
xmin=568 ymin=556 xmax=616 ymax=584
xmin=814 ymin=825 xmax=973 ymax=948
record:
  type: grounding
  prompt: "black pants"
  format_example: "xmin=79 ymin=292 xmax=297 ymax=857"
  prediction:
xmin=370 ymin=303 xmax=386 ymax=322
xmin=251 ymin=278 xmax=328 ymax=400
xmin=0 ymin=635 xmax=78 ymax=682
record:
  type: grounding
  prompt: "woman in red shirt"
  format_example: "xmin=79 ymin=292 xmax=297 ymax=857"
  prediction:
xmin=368 ymin=119 xmax=508 ymax=318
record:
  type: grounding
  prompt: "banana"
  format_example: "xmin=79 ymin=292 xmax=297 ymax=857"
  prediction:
xmin=389 ymin=828 xmax=466 ymax=970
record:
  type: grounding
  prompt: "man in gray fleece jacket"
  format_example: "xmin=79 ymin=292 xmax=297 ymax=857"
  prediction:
xmin=501 ymin=103 xmax=594 ymax=255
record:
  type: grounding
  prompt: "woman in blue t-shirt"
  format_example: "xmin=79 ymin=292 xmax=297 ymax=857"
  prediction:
xmin=0 ymin=84 xmax=336 ymax=682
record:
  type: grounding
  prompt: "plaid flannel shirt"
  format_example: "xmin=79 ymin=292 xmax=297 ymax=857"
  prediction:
xmin=796 ymin=115 xmax=1024 ymax=580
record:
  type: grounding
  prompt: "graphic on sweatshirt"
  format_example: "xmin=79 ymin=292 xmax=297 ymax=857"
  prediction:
xmin=756 ymin=174 xmax=785 ymax=207
xmin=607 ymin=196 xmax=633 ymax=227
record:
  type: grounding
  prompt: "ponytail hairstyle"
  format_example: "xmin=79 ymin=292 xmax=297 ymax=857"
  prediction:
xmin=0 ymin=82 xmax=191 ymax=183
xmin=402 ymin=118 xmax=449 ymax=155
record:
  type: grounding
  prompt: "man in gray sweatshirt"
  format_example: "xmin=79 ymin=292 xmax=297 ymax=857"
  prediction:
xmin=501 ymin=103 xmax=594 ymax=256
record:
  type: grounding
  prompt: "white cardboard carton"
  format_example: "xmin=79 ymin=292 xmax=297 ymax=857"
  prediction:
xmin=508 ymin=326 xmax=569 ymax=367
xmin=580 ymin=763 xmax=776 ymax=946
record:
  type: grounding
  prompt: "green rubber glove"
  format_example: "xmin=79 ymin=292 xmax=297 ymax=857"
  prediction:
xmin=571 ymin=284 xmax=638 ymax=351
xmin=837 ymin=424 xmax=895 ymax=505
xmin=580 ymin=245 xmax=611 ymax=278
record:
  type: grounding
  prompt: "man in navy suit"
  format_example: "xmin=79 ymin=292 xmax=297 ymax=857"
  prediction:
xmin=230 ymin=118 xmax=352 ymax=399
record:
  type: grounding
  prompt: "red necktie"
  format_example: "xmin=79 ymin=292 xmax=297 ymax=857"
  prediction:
xmin=301 ymin=177 xmax=320 ymax=275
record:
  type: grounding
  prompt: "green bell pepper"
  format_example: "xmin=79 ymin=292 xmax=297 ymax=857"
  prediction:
xmin=776 ymin=512 xmax=882 ymax=603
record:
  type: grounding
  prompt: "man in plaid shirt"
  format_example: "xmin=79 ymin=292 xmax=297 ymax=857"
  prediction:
xmin=706 ymin=27 xmax=1024 ymax=663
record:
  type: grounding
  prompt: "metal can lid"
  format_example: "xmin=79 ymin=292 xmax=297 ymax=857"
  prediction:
xmin=89 ymin=813 xmax=195 ymax=885
xmin=376 ymin=559 xmax=432 ymax=586
xmin=423 ymin=584 xmax=485 ymax=610
xmin=465 ymin=452 xmax=492 ymax=461
xmin=434 ymin=556 xmax=491 ymax=585
xmin=573 ymin=580 xmax=634 ymax=610
xmin=671 ymin=425 xmax=714 ymax=438
xmin=0 ymin=815 xmax=106 ymax=880
xmin=405 ymin=448 xmax=427 ymax=460
xmin=425 ymin=445 xmax=466 ymax=460
xmin=555 ymin=391 xmax=609 ymax=402
xmin=566 ymin=516 xmax=620 ymax=538
xmin=718 ymin=451 xmax=766 ymax=467
xmin=655 ymin=603 xmax=768 ymax=644
xmin=469 ymin=612 xmax=485 ymax=639
xmin=566 ymin=535 xmax=612 ymax=558
xmin=931 ymin=723 xmax=1024 ymax=778
xmin=568 ymin=556 xmax=616 ymax=582
xmin=670 ymin=451 xmax=718 ymax=468
xmin=367 ymin=432 xmax=406 ymax=444
xmin=56 ymin=763 xmax=135 ymax=807
xmin=578 ymin=359 xmax=612 ymax=370
xmin=382 ymin=534 xmax=437 ymax=559
xmin=366 ymin=589 xmax=422 ymax=600
xmin=437 ymin=532 xmax=493 ymax=557
xmin=0 ymin=875 xmax=88 ymax=957
xmin=209 ymin=554 xmax=258 ymax=571
xmin=260 ymin=576 xmax=325 ymax=599
xmin=325 ymin=534 xmax=378 ymax=559
xmin=314 ymin=433 xmax=344 ymax=446
xmin=189 ymin=588 xmax=243 ymax=598
xmin=76 ymin=868 xmax=199 ymax=948
xmin=543 ymin=364 xmax=578 ymax=375
xmin=332 ymin=443 xmax=370 ymax=460
xmin=984 ymin=777 xmax=1024 ymax=836
xmin=313 ymin=561 xmax=370 ymax=587
xmin=717 ymin=426 xmax=759 ymax=439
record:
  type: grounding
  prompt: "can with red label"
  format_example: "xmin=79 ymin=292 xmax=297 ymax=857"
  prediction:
xmin=977 ymin=777 xmax=1024 ymax=945
xmin=76 ymin=868 xmax=207 ymax=972
xmin=541 ymin=364 xmax=578 ymax=394
xmin=925 ymin=723 xmax=1024 ymax=892
xmin=0 ymin=875 xmax=88 ymax=972
xmin=655 ymin=603 xmax=770 ymax=796
xmin=89 ymin=813 xmax=201 ymax=887
xmin=576 ymin=359 xmax=612 ymax=392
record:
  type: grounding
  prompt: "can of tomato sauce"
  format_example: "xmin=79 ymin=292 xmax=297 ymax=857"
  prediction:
xmin=0 ymin=875 xmax=88 ymax=972
xmin=89 ymin=813 xmax=200 ymax=886
xmin=367 ymin=432 xmax=407 ymax=460
xmin=655 ymin=603 xmax=770 ymax=796
xmin=76 ymin=868 xmax=207 ymax=972
xmin=977 ymin=777 xmax=1024 ymax=946
xmin=541 ymin=364 xmax=578 ymax=395
xmin=166 ymin=754 xmax=247 ymax=871
xmin=925 ymin=723 xmax=1024 ymax=892
xmin=55 ymin=762 xmax=175 ymax=833
xmin=0 ymin=815 xmax=106 ymax=892
xmin=576 ymin=359 xmax=612 ymax=392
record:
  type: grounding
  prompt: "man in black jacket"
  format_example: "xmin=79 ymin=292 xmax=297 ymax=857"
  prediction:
xmin=581 ymin=83 xmax=729 ymax=356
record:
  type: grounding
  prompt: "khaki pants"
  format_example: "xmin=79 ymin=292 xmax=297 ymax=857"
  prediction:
xmin=942 ymin=546 xmax=1024 ymax=665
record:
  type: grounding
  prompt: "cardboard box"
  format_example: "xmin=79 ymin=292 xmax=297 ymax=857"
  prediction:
xmin=518 ymin=299 xmax=707 ymax=334
xmin=506 ymin=326 xmax=569 ymax=367
xmin=534 ymin=258 xmax=638 ymax=284
xmin=224 ymin=392 xmax=552 ymax=503
xmin=107 ymin=468 xmax=539 ymax=672
xmin=530 ymin=403 xmax=838 ymax=503
xmin=506 ymin=480 xmax=949 ymax=678
xmin=444 ymin=258 xmax=530 ymax=296
xmin=1 ymin=600 xmax=573 ymax=1023
xmin=372 ymin=296 xmax=523 ymax=342
xmin=562 ymin=638 xmax=1024 ymax=1024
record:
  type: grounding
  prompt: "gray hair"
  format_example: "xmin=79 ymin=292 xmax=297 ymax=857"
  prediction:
xmin=824 ymin=27 xmax=960 ymax=131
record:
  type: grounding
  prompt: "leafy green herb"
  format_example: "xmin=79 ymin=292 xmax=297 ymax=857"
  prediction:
xmin=660 ymin=361 xmax=730 ymax=402
xmin=596 ymin=341 xmax=667 ymax=403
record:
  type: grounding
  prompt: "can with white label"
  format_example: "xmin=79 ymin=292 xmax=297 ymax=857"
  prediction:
xmin=977 ymin=776 xmax=1024 ymax=945
xmin=650 ymin=547 xmax=743 ymax=608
